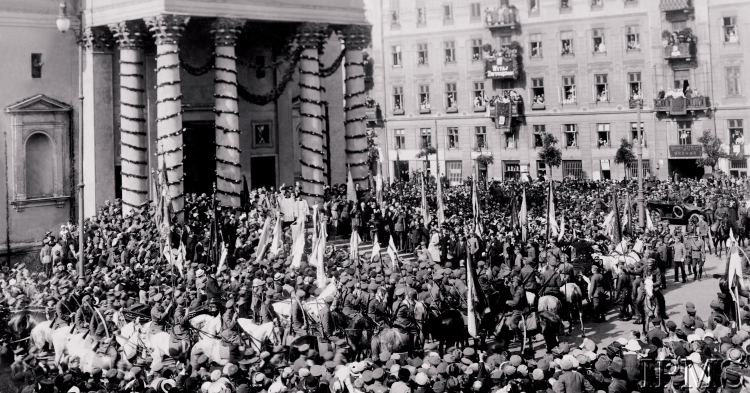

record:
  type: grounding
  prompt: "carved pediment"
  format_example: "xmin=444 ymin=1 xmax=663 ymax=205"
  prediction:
xmin=6 ymin=95 xmax=72 ymax=113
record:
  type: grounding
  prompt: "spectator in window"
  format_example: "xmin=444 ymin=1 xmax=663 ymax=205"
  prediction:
xmin=562 ymin=41 xmax=571 ymax=55
xmin=598 ymin=41 xmax=607 ymax=52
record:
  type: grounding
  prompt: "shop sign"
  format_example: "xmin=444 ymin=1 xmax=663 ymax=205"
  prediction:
xmin=669 ymin=145 xmax=702 ymax=157
xmin=485 ymin=56 xmax=518 ymax=79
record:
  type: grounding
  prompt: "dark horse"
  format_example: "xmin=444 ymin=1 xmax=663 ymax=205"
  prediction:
xmin=712 ymin=217 xmax=731 ymax=258
xmin=421 ymin=309 xmax=466 ymax=355
xmin=739 ymin=216 xmax=750 ymax=248
xmin=343 ymin=313 xmax=375 ymax=361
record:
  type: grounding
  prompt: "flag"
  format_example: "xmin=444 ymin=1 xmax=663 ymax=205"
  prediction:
xmin=376 ymin=171 xmax=383 ymax=206
xmin=269 ymin=213 xmax=283 ymax=255
xmin=217 ymin=242 xmax=228 ymax=272
xmin=370 ymin=233 xmax=381 ymax=263
xmin=546 ymin=181 xmax=559 ymax=241
xmin=349 ymin=230 xmax=361 ymax=262
xmin=240 ymin=175 xmax=250 ymax=211
xmin=519 ymin=188 xmax=528 ymax=242
xmin=290 ymin=217 xmax=306 ymax=268
xmin=510 ymin=189 xmax=519 ymax=231
xmin=625 ymin=192 xmax=633 ymax=236
xmin=472 ymin=175 xmax=483 ymax=237
xmin=557 ymin=210 xmax=565 ymax=242
xmin=311 ymin=206 xmax=319 ymax=250
xmin=315 ymin=223 xmax=327 ymax=288
xmin=728 ymin=235 xmax=745 ymax=326
xmin=254 ymin=216 xmax=273 ymax=264
xmin=347 ymin=165 xmax=357 ymax=203
xmin=387 ymin=235 xmax=400 ymax=270
xmin=466 ymin=250 xmax=487 ymax=338
xmin=611 ymin=192 xmax=623 ymax=245
xmin=436 ymin=174 xmax=445 ymax=225
xmin=174 ymin=240 xmax=186 ymax=277
xmin=646 ymin=208 xmax=655 ymax=231
xmin=421 ymin=173 xmax=430 ymax=223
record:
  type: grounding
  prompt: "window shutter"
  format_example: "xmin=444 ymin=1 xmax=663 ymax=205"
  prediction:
xmin=592 ymin=84 xmax=596 ymax=103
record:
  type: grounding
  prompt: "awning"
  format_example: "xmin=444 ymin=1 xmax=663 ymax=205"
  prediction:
xmin=660 ymin=0 xmax=691 ymax=12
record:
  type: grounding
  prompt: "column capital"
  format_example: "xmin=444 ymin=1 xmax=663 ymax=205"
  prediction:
xmin=82 ymin=27 xmax=115 ymax=52
xmin=145 ymin=14 xmax=190 ymax=46
xmin=341 ymin=25 xmax=372 ymax=50
xmin=109 ymin=20 xmax=148 ymax=49
xmin=211 ymin=18 xmax=245 ymax=47
xmin=296 ymin=23 xmax=330 ymax=49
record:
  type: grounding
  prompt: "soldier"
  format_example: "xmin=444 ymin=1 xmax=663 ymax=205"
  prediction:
xmin=290 ymin=289 xmax=308 ymax=337
xmin=149 ymin=296 xmax=171 ymax=335
xmin=688 ymin=235 xmax=705 ymax=281
xmin=615 ymin=261 xmax=633 ymax=321
xmin=171 ymin=294 xmax=191 ymax=354
xmin=391 ymin=287 xmax=418 ymax=348
xmin=74 ymin=294 xmax=95 ymax=331
xmin=341 ymin=282 xmax=362 ymax=319
xmin=589 ymin=265 xmax=606 ymax=322
xmin=367 ymin=286 xmax=388 ymax=326
xmin=505 ymin=276 xmax=528 ymax=343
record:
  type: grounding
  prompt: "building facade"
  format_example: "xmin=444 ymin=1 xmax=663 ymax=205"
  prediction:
xmin=367 ymin=0 xmax=750 ymax=185
xmin=0 ymin=0 xmax=368 ymax=260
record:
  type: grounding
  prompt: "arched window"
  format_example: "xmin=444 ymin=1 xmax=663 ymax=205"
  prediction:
xmin=25 ymin=133 xmax=54 ymax=198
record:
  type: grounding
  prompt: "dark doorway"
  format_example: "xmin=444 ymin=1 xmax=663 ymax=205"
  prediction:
xmin=395 ymin=161 xmax=409 ymax=182
xmin=183 ymin=122 xmax=216 ymax=196
xmin=251 ymin=156 xmax=276 ymax=190
xmin=668 ymin=159 xmax=704 ymax=180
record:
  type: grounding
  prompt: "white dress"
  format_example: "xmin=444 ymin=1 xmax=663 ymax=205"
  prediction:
xmin=428 ymin=232 xmax=441 ymax=262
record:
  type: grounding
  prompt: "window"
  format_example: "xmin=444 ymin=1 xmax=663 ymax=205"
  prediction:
xmin=392 ymin=45 xmax=402 ymax=66
xmin=562 ymin=76 xmax=576 ymax=104
xmin=561 ymin=0 xmax=570 ymax=9
xmin=473 ymin=82 xmax=486 ymax=108
xmin=597 ymin=123 xmax=610 ymax=147
xmin=504 ymin=162 xmax=521 ymax=180
xmin=395 ymin=161 xmax=410 ymax=182
xmin=417 ymin=7 xmax=426 ymax=26
xmin=418 ymin=43 xmax=428 ymax=65
xmin=728 ymin=120 xmax=745 ymax=148
xmin=499 ymin=35 xmax=512 ymax=50
xmin=563 ymin=124 xmax=578 ymax=147
xmin=444 ymin=41 xmax=455 ymax=63
xmin=593 ymin=28 xmax=606 ymax=53
xmin=533 ymin=125 xmax=545 ymax=147
xmin=445 ymin=83 xmax=457 ymax=109
xmin=591 ymin=0 xmax=602 ymax=6
xmin=724 ymin=17 xmax=739 ymax=43
xmin=626 ymin=26 xmax=640 ymax=50
xmin=594 ymin=74 xmax=609 ymax=102
xmin=561 ymin=31 xmax=574 ymax=55
xmin=629 ymin=72 xmax=642 ymax=100
xmin=674 ymin=69 xmax=690 ymax=92
xmin=391 ymin=0 xmax=400 ymax=26
xmin=562 ymin=160 xmax=583 ymax=179
xmin=530 ymin=34 xmax=543 ymax=57
xmin=393 ymin=86 xmax=404 ymax=111
xmin=531 ymin=78 xmax=545 ymax=107
xmin=505 ymin=129 xmax=517 ymax=148
xmin=395 ymin=129 xmax=405 ymax=149
xmin=447 ymin=161 xmax=462 ymax=185
xmin=727 ymin=67 xmax=741 ymax=96
xmin=475 ymin=126 xmax=487 ymax=149
xmin=537 ymin=160 xmax=547 ymax=177
xmin=26 ymin=133 xmax=54 ymax=198
xmin=31 ymin=54 xmax=42 ymax=79
xmin=470 ymin=3 xmax=481 ymax=20
xmin=419 ymin=85 xmax=430 ymax=111
xmin=627 ymin=160 xmax=651 ymax=178
xmin=420 ymin=128 xmax=432 ymax=147
xmin=631 ymin=122 xmax=645 ymax=147
xmin=530 ymin=0 xmax=540 ymax=13
xmin=730 ymin=160 xmax=747 ymax=179
xmin=678 ymin=121 xmax=692 ymax=145
xmin=447 ymin=127 xmax=459 ymax=148
xmin=443 ymin=4 xmax=453 ymax=22
xmin=472 ymin=39 xmax=483 ymax=61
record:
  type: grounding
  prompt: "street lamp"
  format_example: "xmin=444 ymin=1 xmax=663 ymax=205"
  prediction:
xmin=56 ymin=0 xmax=85 ymax=278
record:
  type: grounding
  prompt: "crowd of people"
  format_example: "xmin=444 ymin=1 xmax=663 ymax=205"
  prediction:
xmin=3 ymin=172 xmax=750 ymax=393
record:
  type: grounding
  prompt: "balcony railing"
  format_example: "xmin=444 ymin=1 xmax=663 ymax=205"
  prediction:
xmin=629 ymin=98 xmax=643 ymax=109
xmin=653 ymin=95 xmax=710 ymax=115
xmin=489 ymin=102 xmax=521 ymax=118
xmin=664 ymin=42 xmax=693 ymax=61
xmin=485 ymin=7 xmax=520 ymax=31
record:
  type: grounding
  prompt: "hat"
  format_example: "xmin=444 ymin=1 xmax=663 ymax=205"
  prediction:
xmin=560 ymin=359 xmax=573 ymax=371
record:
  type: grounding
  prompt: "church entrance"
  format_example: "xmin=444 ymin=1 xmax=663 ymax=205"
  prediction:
xmin=183 ymin=121 xmax=216 ymax=196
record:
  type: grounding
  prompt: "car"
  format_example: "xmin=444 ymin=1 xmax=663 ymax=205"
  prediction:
xmin=645 ymin=197 xmax=707 ymax=224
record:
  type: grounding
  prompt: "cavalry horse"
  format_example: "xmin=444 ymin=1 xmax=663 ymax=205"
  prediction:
xmin=712 ymin=217 xmax=731 ymax=258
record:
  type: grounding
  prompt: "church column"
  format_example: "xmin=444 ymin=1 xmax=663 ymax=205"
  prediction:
xmin=342 ymin=25 xmax=372 ymax=190
xmin=81 ymin=27 xmax=115 ymax=218
xmin=297 ymin=23 xmax=329 ymax=206
xmin=212 ymin=18 xmax=244 ymax=207
xmin=109 ymin=21 xmax=149 ymax=216
xmin=145 ymin=14 xmax=189 ymax=223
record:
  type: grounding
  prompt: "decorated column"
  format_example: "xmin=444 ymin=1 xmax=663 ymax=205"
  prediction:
xmin=109 ymin=21 xmax=148 ymax=216
xmin=145 ymin=14 xmax=189 ymax=223
xmin=297 ymin=23 xmax=329 ymax=205
xmin=342 ymin=25 xmax=372 ymax=190
xmin=212 ymin=18 xmax=244 ymax=207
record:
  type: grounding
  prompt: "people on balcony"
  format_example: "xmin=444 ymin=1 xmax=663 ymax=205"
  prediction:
xmin=420 ymin=99 xmax=430 ymax=111
xmin=665 ymin=89 xmax=685 ymax=99
xmin=596 ymin=41 xmax=606 ymax=53
xmin=533 ymin=94 xmax=545 ymax=105
xmin=563 ymin=87 xmax=576 ymax=104
xmin=630 ymin=87 xmax=642 ymax=101
xmin=733 ymin=131 xmax=744 ymax=145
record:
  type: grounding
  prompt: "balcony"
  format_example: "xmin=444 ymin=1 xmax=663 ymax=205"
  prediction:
xmin=653 ymin=95 xmax=710 ymax=116
xmin=490 ymin=102 xmax=520 ymax=118
xmin=663 ymin=42 xmax=693 ymax=61
xmin=660 ymin=0 xmax=692 ymax=12
xmin=531 ymin=102 xmax=546 ymax=110
xmin=629 ymin=98 xmax=643 ymax=109
xmin=365 ymin=102 xmax=382 ymax=127
xmin=485 ymin=6 xmax=520 ymax=32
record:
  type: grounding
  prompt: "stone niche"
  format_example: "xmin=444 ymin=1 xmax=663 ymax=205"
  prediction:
xmin=5 ymin=94 xmax=72 ymax=212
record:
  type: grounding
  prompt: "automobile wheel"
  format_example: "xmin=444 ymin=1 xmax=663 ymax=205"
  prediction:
xmin=650 ymin=209 xmax=662 ymax=223
xmin=688 ymin=212 xmax=703 ymax=224
xmin=673 ymin=206 xmax=684 ymax=219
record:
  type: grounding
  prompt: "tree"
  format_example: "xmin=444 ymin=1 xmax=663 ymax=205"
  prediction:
xmin=695 ymin=130 xmax=730 ymax=170
xmin=416 ymin=142 xmax=437 ymax=177
xmin=614 ymin=137 xmax=636 ymax=180
xmin=537 ymin=133 xmax=562 ymax=178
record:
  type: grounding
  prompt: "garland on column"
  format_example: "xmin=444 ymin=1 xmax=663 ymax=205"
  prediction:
xmin=342 ymin=25 xmax=372 ymax=190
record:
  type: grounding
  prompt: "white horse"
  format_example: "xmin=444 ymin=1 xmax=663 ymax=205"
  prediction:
xmin=30 ymin=320 xmax=55 ymax=351
xmin=271 ymin=281 xmax=338 ymax=324
xmin=190 ymin=313 xmax=223 ymax=340
xmin=115 ymin=321 xmax=143 ymax=361
xmin=64 ymin=333 xmax=117 ymax=373
xmin=189 ymin=320 xmax=279 ymax=369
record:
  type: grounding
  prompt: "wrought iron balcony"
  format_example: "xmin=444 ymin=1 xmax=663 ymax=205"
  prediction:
xmin=653 ymin=95 xmax=710 ymax=115
xmin=664 ymin=42 xmax=693 ymax=61
xmin=485 ymin=6 xmax=520 ymax=31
